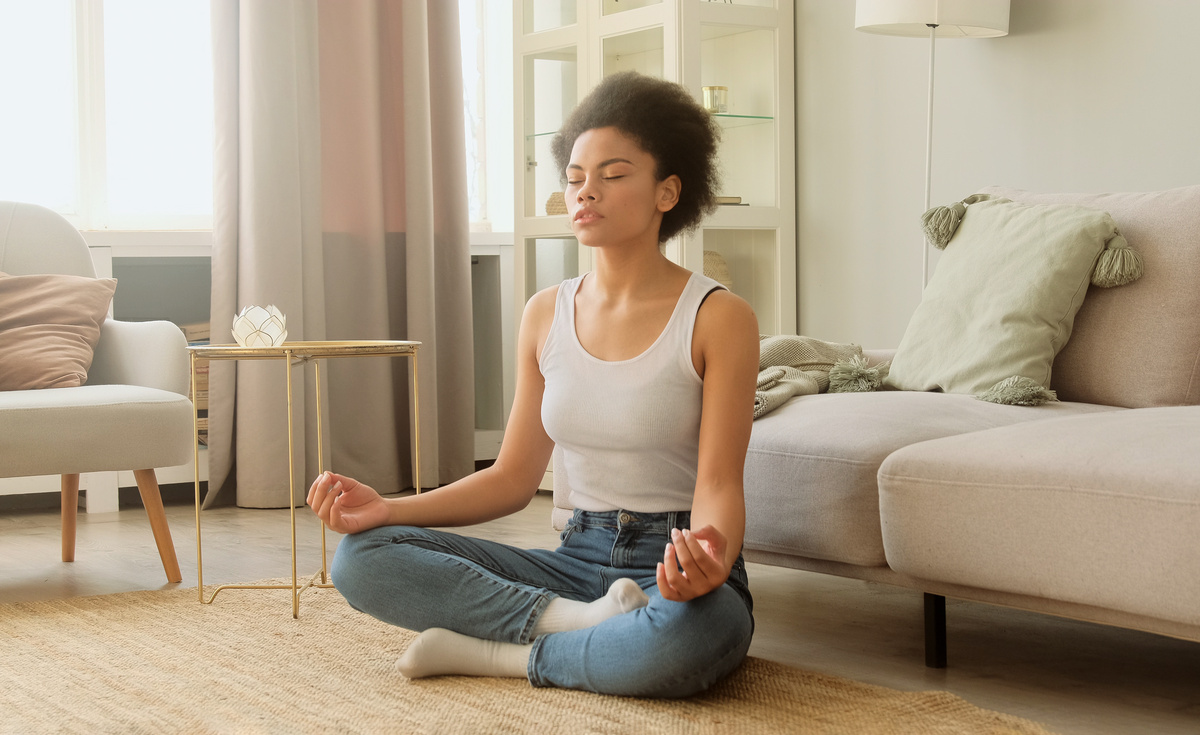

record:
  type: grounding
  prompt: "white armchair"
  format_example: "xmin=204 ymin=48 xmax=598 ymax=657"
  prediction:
xmin=0 ymin=201 xmax=194 ymax=583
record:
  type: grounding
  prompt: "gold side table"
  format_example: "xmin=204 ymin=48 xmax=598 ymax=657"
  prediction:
xmin=188 ymin=340 xmax=422 ymax=618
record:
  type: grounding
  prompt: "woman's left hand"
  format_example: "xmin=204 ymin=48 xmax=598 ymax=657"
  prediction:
xmin=656 ymin=525 xmax=730 ymax=602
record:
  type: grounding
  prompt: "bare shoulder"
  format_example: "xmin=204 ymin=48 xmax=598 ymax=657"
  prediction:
xmin=695 ymin=288 xmax=758 ymax=341
xmin=520 ymin=284 xmax=559 ymax=332
xmin=519 ymin=284 xmax=562 ymax=364
xmin=692 ymin=288 xmax=759 ymax=379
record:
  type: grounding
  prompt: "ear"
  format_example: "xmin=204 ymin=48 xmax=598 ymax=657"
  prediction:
xmin=656 ymin=175 xmax=681 ymax=213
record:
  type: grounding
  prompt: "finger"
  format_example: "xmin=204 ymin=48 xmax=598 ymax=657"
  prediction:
xmin=663 ymin=543 xmax=692 ymax=591
xmin=315 ymin=482 xmax=342 ymax=525
xmin=690 ymin=525 xmax=727 ymax=560
xmin=315 ymin=485 xmax=338 ymax=524
xmin=306 ymin=471 xmax=326 ymax=506
xmin=670 ymin=528 xmax=700 ymax=571
xmin=680 ymin=529 xmax=723 ymax=576
xmin=656 ymin=562 xmax=679 ymax=601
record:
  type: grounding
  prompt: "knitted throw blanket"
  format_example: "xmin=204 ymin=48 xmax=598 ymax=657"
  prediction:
xmin=755 ymin=335 xmax=863 ymax=419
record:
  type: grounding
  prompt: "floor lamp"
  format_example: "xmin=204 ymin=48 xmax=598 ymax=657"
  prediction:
xmin=854 ymin=0 xmax=1009 ymax=289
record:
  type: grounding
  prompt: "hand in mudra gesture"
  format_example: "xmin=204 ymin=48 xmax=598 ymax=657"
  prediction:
xmin=307 ymin=471 xmax=390 ymax=535
xmin=656 ymin=525 xmax=730 ymax=602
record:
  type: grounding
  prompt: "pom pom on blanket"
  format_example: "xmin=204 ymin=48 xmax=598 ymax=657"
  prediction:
xmin=828 ymin=355 xmax=888 ymax=393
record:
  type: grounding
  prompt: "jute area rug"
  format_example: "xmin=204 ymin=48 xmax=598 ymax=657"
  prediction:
xmin=0 ymin=581 xmax=1056 ymax=735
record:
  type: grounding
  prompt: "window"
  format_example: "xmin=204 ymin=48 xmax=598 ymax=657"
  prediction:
xmin=458 ymin=0 xmax=513 ymax=234
xmin=0 ymin=0 xmax=213 ymax=231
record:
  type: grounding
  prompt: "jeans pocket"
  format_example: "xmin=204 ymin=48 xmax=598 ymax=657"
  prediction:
xmin=558 ymin=521 xmax=578 ymax=547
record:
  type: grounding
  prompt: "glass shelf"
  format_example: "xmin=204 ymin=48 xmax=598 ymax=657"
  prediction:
xmin=713 ymin=113 xmax=774 ymax=130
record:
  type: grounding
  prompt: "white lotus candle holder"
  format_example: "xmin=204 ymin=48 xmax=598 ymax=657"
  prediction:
xmin=232 ymin=305 xmax=288 ymax=347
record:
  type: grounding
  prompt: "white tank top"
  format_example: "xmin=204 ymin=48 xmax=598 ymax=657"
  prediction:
xmin=539 ymin=271 xmax=725 ymax=513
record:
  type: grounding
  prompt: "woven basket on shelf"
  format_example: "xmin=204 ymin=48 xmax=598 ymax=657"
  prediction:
xmin=545 ymin=192 xmax=567 ymax=215
xmin=703 ymin=250 xmax=735 ymax=290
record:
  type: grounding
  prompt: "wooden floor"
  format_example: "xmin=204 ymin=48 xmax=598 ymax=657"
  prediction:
xmin=3 ymin=489 xmax=1198 ymax=735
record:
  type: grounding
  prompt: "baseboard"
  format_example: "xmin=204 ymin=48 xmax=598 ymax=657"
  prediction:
xmin=0 ymin=482 xmax=204 ymax=513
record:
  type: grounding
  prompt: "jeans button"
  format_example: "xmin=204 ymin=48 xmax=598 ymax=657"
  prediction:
xmin=618 ymin=512 xmax=631 ymax=524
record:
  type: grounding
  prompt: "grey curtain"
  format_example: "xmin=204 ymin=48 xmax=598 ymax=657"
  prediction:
xmin=208 ymin=0 xmax=474 ymax=508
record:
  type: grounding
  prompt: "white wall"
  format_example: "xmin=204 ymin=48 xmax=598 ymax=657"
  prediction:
xmin=795 ymin=0 xmax=1200 ymax=347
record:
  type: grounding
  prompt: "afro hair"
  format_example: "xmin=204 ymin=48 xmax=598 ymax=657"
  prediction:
xmin=551 ymin=71 xmax=721 ymax=243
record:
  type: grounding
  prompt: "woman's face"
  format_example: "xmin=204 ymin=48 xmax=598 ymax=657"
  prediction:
xmin=564 ymin=126 xmax=679 ymax=248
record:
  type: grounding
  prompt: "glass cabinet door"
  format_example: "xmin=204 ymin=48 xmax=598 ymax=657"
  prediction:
xmin=523 ymin=48 xmax=577 ymax=218
xmin=702 ymin=229 xmax=779 ymax=334
xmin=524 ymin=0 xmax=576 ymax=34
xmin=602 ymin=26 xmax=665 ymax=78
xmin=524 ymin=236 xmax=581 ymax=300
xmin=701 ymin=25 xmax=776 ymax=207
xmin=602 ymin=0 xmax=662 ymax=16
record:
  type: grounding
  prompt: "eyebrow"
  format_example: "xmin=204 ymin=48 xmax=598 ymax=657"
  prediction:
xmin=566 ymin=157 xmax=635 ymax=171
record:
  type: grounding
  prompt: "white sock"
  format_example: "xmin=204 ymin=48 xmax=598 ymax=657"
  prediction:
xmin=531 ymin=577 xmax=650 ymax=637
xmin=396 ymin=628 xmax=532 ymax=679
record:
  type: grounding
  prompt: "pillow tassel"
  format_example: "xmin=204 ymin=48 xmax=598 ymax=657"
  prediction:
xmin=976 ymin=376 xmax=1058 ymax=406
xmin=920 ymin=193 xmax=992 ymax=249
xmin=1091 ymin=232 xmax=1144 ymax=288
xmin=920 ymin=201 xmax=967 ymax=249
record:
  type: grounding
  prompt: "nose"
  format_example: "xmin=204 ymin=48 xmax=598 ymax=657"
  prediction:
xmin=575 ymin=178 xmax=597 ymax=201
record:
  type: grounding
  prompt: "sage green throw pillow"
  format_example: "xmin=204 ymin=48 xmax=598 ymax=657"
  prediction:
xmin=886 ymin=197 xmax=1138 ymax=398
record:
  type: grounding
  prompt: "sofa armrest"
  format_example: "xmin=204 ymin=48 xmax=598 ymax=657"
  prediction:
xmin=863 ymin=348 xmax=896 ymax=366
xmin=87 ymin=319 xmax=190 ymax=396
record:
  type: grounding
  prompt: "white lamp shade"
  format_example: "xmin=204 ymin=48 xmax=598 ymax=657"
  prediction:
xmin=855 ymin=0 xmax=1009 ymax=38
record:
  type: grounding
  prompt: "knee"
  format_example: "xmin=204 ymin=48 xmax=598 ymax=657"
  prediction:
xmin=330 ymin=527 xmax=405 ymax=605
xmin=642 ymin=589 xmax=754 ymax=697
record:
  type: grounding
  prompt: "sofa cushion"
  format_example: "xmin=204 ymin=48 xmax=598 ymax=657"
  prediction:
xmin=743 ymin=391 xmax=1117 ymax=567
xmin=0 ymin=272 xmax=117 ymax=391
xmin=879 ymin=406 xmax=1200 ymax=629
xmin=981 ymin=185 xmax=1200 ymax=408
xmin=886 ymin=197 xmax=1129 ymax=397
xmin=0 ymin=384 xmax=194 ymax=477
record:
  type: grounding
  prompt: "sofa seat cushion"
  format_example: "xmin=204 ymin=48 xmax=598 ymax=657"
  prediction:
xmin=744 ymin=391 xmax=1117 ymax=567
xmin=0 ymin=384 xmax=195 ymax=478
xmin=879 ymin=407 xmax=1200 ymax=629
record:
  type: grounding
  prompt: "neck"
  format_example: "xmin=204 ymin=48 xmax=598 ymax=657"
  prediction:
xmin=587 ymin=242 xmax=679 ymax=302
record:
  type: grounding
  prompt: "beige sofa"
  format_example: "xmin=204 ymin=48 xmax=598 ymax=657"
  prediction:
xmin=740 ymin=184 xmax=1200 ymax=665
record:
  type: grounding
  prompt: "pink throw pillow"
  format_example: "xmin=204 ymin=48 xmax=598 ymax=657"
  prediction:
xmin=0 ymin=271 xmax=117 ymax=390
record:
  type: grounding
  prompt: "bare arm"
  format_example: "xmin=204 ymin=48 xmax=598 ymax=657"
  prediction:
xmin=309 ymin=288 xmax=558 ymax=532
xmin=657 ymin=289 xmax=758 ymax=600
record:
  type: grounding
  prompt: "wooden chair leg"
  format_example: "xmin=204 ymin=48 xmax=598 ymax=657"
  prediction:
xmin=133 ymin=469 xmax=182 ymax=583
xmin=61 ymin=474 xmax=80 ymax=562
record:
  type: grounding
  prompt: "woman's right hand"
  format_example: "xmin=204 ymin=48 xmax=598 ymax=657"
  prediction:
xmin=306 ymin=471 xmax=391 ymax=535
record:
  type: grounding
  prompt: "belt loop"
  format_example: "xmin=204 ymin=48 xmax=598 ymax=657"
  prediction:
xmin=667 ymin=511 xmax=677 ymax=533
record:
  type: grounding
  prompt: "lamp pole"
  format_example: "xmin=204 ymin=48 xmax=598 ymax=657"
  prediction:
xmin=923 ymin=21 xmax=938 ymax=290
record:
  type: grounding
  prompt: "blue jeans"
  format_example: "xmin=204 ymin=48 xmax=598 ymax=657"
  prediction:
xmin=332 ymin=508 xmax=755 ymax=698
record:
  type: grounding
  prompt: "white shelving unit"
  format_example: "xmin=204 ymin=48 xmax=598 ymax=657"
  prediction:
xmin=513 ymin=0 xmax=795 ymax=334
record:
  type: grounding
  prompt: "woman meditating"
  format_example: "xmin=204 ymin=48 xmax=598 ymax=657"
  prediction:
xmin=307 ymin=71 xmax=759 ymax=698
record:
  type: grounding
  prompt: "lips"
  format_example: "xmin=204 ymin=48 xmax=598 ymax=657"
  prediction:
xmin=573 ymin=208 xmax=601 ymax=224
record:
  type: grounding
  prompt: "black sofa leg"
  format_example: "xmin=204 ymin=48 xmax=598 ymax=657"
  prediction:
xmin=924 ymin=593 xmax=947 ymax=668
